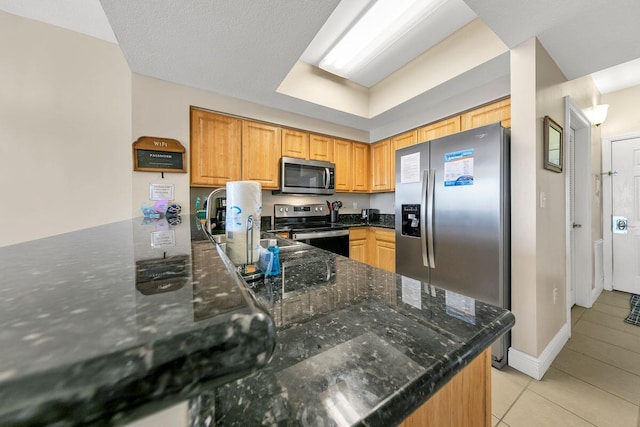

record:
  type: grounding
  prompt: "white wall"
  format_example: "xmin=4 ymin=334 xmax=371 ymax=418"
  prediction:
xmin=0 ymin=11 xmax=132 ymax=247
xmin=601 ymin=85 xmax=640 ymax=138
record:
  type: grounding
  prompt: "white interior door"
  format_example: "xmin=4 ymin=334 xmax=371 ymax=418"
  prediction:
xmin=568 ymin=127 xmax=577 ymax=306
xmin=612 ymin=137 xmax=640 ymax=294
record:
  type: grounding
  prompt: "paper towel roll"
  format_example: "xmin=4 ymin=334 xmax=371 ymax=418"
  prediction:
xmin=225 ymin=181 xmax=262 ymax=265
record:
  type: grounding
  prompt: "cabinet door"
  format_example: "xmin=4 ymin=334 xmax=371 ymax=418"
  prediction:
xmin=418 ymin=117 xmax=461 ymax=142
xmin=349 ymin=228 xmax=368 ymax=264
xmin=242 ymin=121 xmax=282 ymax=189
xmin=334 ymin=139 xmax=352 ymax=191
xmin=190 ymin=108 xmax=241 ymax=187
xmin=309 ymin=134 xmax=334 ymax=162
xmin=372 ymin=228 xmax=396 ymax=273
xmin=461 ymin=98 xmax=511 ymax=130
xmin=282 ymin=129 xmax=309 ymax=159
xmin=399 ymin=349 xmax=491 ymax=427
xmin=352 ymin=142 xmax=370 ymax=192
xmin=371 ymin=140 xmax=392 ymax=192
xmin=393 ymin=130 xmax=418 ymax=150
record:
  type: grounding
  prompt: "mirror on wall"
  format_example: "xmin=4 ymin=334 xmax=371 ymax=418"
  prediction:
xmin=544 ymin=115 xmax=563 ymax=173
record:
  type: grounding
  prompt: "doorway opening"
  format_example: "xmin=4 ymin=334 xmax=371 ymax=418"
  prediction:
xmin=564 ymin=96 xmax=594 ymax=323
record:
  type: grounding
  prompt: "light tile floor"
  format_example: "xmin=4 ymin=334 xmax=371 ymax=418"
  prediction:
xmin=493 ymin=290 xmax=640 ymax=427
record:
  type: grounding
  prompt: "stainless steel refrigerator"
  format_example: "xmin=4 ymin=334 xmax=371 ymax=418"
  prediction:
xmin=395 ymin=123 xmax=510 ymax=368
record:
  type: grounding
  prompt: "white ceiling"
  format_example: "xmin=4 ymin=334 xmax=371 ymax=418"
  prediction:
xmin=2 ymin=0 xmax=640 ymax=132
xmin=0 ymin=0 xmax=116 ymax=43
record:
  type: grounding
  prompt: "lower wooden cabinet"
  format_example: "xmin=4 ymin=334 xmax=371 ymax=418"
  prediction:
xmin=399 ymin=349 xmax=491 ymax=427
xmin=371 ymin=228 xmax=395 ymax=273
xmin=349 ymin=228 xmax=368 ymax=264
xmin=349 ymin=227 xmax=395 ymax=273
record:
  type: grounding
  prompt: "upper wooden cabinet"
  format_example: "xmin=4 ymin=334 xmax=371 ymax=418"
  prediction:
xmin=461 ymin=98 xmax=511 ymax=130
xmin=190 ymin=108 xmax=242 ymax=187
xmin=309 ymin=134 xmax=334 ymax=162
xmin=334 ymin=139 xmax=369 ymax=192
xmin=281 ymin=129 xmax=309 ymax=159
xmin=418 ymin=117 xmax=461 ymax=142
xmin=282 ymin=131 xmax=334 ymax=162
xmin=334 ymin=139 xmax=352 ymax=191
xmin=352 ymin=142 xmax=370 ymax=192
xmin=242 ymin=121 xmax=281 ymax=189
xmin=393 ymin=130 xmax=418 ymax=151
xmin=371 ymin=139 xmax=393 ymax=192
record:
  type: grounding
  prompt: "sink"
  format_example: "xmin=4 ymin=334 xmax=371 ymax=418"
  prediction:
xmin=210 ymin=234 xmax=304 ymax=252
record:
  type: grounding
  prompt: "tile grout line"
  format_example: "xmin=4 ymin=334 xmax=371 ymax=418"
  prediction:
xmin=550 ymin=362 xmax=640 ymax=407
xmin=496 ymin=380 xmax=529 ymax=425
xmin=572 ymin=318 xmax=640 ymax=355
xmin=564 ymin=332 xmax=640 ymax=377
xmin=524 ymin=386 xmax=599 ymax=426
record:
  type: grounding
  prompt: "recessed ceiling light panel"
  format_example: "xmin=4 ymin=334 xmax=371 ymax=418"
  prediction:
xmin=319 ymin=0 xmax=448 ymax=78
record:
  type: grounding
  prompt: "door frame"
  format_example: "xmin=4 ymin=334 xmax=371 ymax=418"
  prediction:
xmin=602 ymin=131 xmax=640 ymax=290
xmin=564 ymin=97 xmax=593 ymax=312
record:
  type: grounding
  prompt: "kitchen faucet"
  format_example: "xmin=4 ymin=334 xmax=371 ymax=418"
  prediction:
xmin=205 ymin=188 xmax=226 ymax=235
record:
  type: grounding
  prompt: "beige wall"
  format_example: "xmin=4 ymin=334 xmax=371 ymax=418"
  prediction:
xmin=510 ymin=38 xmax=602 ymax=358
xmin=510 ymin=38 xmax=539 ymax=356
xmin=0 ymin=11 xmax=132 ymax=247
xmin=601 ymin=85 xmax=640 ymax=138
xmin=131 ymin=74 xmax=369 ymax=217
xmin=534 ymin=40 xmax=570 ymax=352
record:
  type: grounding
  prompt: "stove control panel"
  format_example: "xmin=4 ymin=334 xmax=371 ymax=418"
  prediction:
xmin=274 ymin=204 xmax=326 ymax=218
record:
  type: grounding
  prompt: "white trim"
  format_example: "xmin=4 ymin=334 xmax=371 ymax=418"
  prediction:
xmin=564 ymin=97 xmax=593 ymax=312
xmin=508 ymin=322 xmax=570 ymax=380
xmin=602 ymin=137 xmax=613 ymax=290
xmin=602 ymin=132 xmax=640 ymax=291
xmin=593 ymin=239 xmax=604 ymax=303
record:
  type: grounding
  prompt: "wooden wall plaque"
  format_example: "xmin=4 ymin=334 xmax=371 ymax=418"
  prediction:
xmin=133 ymin=136 xmax=186 ymax=173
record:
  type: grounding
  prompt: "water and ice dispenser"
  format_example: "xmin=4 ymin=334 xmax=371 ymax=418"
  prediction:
xmin=401 ymin=204 xmax=421 ymax=238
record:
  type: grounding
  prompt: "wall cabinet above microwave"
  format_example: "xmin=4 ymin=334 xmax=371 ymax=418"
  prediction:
xmin=281 ymin=129 xmax=334 ymax=163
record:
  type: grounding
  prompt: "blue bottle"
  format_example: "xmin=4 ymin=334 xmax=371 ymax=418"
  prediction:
xmin=267 ymin=239 xmax=281 ymax=276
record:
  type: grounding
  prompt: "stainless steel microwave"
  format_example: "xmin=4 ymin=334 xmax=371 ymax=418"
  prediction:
xmin=275 ymin=157 xmax=335 ymax=195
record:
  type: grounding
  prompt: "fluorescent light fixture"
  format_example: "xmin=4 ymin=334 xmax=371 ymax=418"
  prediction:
xmin=319 ymin=0 xmax=447 ymax=79
xmin=583 ymin=104 xmax=609 ymax=126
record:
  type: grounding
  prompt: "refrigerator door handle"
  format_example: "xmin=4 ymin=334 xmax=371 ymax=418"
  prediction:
xmin=427 ymin=168 xmax=436 ymax=268
xmin=420 ymin=169 xmax=429 ymax=268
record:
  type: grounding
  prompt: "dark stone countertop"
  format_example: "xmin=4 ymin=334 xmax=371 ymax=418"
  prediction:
xmin=0 ymin=216 xmax=275 ymax=426
xmin=0 ymin=215 xmax=513 ymax=426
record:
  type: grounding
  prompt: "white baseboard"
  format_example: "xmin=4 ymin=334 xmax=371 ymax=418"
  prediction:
xmin=508 ymin=322 xmax=570 ymax=380
xmin=591 ymin=285 xmax=603 ymax=306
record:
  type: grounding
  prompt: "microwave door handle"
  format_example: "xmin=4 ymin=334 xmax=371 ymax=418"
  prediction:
xmin=324 ymin=167 xmax=330 ymax=189
xmin=420 ymin=169 xmax=429 ymax=268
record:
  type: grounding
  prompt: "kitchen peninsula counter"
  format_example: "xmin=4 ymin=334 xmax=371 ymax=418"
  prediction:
xmin=0 ymin=215 xmax=514 ymax=426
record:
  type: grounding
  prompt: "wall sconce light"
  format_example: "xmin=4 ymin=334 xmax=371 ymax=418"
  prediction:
xmin=583 ymin=104 xmax=609 ymax=127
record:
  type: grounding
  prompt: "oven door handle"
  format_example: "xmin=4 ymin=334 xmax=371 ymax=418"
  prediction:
xmin=291 ymin=229 xmax=350 ymax=240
